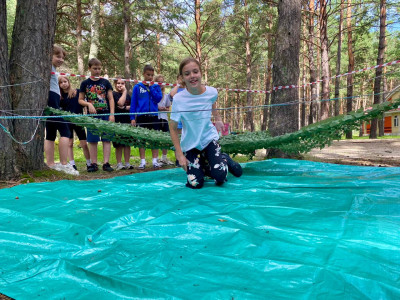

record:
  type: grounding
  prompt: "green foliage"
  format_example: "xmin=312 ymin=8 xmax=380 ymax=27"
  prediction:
xmin=46 ymin=97 xmax=400 ymax=156
xmin=6 ymin=0 xmax=16 ymax=52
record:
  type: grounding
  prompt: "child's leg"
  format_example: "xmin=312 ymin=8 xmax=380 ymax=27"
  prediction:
xmin=123 ymin=146 xmax=131 ymax=164
xmin=139 ymin=148 xmax=146 ymax=160
xmin=204 ymin=140 xmax=227 ymax=186
xmin=115 ymin=146 xmax=123 ymax=164
xmin=185 ymin=149 xmax=205 ymax=189
xmin=58 ymin=136 xmax=69 ymax=165
xmin=88 ymin=142 xmax=98 ymax=164
xmin=80 ymin=140 xmax=90 ymax=161
xmin=44 ymin=140 xmax=55 ymax=166
xmin=151 ymin=149 xmax=159 ymax=159
xmin=68 ymin=138 xmax=74 ymax=162
xmin=102 ymin=141 xmax=111 ymax=164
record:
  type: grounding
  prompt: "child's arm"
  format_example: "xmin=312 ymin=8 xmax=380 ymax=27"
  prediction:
xmin=150 ymin=84 xmax=163 ymax=104
xmin=130 ymin=86 xmax=138 ymax=125
xmin=107 ymin=89 xmax=115 ymax=122
xmin=117 ymin=86 xmax=127 ymax=109
xmin=169 ymin=120 xmax=187 ymax=171
xmin=78 ymin=92 xmax=96 ymax=114
xmin=212 ymin=103 xmax=224 ymax=134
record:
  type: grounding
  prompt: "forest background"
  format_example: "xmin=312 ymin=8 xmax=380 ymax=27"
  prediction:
xmin=1 ymin=0 xmax=400 ymax=181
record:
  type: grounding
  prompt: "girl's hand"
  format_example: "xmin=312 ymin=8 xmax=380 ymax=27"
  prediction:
xmin=109 ymin=115 xmax=115 ymax=122
xmin=131 ymin=119 xmax=136 ymax=126
xmin=177 ymin=153 xmax=188 ymax=172
xmin=215 ymin=120 xmax=224 ymax=134
xmin=159 ymin=106 xmax=166 ymax=111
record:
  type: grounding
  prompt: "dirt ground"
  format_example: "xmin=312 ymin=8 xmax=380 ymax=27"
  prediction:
xmin=303 ymin=138 xmax=400 ymax=167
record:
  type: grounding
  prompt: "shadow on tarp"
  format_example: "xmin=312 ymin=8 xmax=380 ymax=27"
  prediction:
xmin=0 ymin=159 xmax=399 ymax=299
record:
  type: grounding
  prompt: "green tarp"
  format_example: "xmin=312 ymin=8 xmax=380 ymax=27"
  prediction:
xmin=0 ymin=159 xmax=399 ymax=299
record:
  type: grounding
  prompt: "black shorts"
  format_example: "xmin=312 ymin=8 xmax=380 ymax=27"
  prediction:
xmin=68 ymin=123 xmax=87 ymax=140
xmin=136 ymin=114 xmax=160 ymax=131
xmin=45 ymin=92 xmax=71 ymax=141
xmin=159 ymin=119 xmax=169 ymax=132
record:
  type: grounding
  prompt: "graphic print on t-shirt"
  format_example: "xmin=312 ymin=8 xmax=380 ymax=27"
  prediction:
xmin=85 ymin=83 xmax=109 ymax=111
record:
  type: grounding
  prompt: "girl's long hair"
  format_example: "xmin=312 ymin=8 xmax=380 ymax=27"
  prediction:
xmin=58 ymin=76 xmax=77 ymax=99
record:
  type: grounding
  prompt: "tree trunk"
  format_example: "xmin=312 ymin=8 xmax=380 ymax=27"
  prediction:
xmin=334 ymin=0 xmax=344 ymax=117
xmin=123 ymin=0 xmax=132 ymax=89
xmin=370 ymin=0 xmax=386 ymax=139
xmin=0 ymin=0 xmax=18 ymax=180
xmin=307 ymin=0 xmax=318 ymax=125
xmin=6 ymin=0 xmax=57 ymax=176
xmin=269 ymin=0 xmax=301 ymax=139
xmin=261 ymin=18 xmax=273 ymax=131
xmin=76 ymin=0 xmax=84 ymax=75
xmin=346 ymin=0 xmax=354 ymax=139
xmin=301 ymin=11 xmax=307 ymax=128
xmin=89 ymin=0 xmax=100 ymax=59
xmin=243 ymin=0 xmax=254 ymax=132
xmin=195 ymin=0 xmax=202 ymax=63
xmin=319 ymin=0 xmax=330 ymax=120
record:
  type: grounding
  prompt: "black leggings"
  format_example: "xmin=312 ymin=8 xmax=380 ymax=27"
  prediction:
xmin=184 ymin=140 xmax=228 ymax=189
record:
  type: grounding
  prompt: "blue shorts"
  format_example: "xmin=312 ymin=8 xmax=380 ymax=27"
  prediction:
xmin=87 ymin=115 xmax=111 ymax=143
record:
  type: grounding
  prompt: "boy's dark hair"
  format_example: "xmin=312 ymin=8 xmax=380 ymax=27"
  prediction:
xmin=53 ymin=45 xmax=66 ymax=58
xmin=143 ymin=64 xmax=154 ymax=73
xmin=88 ymin=58 xmax=102 ymax=67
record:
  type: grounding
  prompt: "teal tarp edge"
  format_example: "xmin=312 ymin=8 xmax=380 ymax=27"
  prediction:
xmin=0 ymin=159 xmax=399 ymax=299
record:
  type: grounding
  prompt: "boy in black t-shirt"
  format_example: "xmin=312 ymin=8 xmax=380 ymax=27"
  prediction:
xmin=78 ymin=58 xmax=115 ymax=172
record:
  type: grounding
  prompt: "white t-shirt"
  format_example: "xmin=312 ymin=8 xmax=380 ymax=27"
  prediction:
xmin=170 ymin=86 xmax=219 ymax=152
xmin=50 ymin=65 xmax=60 ymax=95
xmin=158 ymin=93 xmax=171 ymax=121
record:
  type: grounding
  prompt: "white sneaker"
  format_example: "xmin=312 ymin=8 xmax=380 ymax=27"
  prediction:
xmin=54 ymin=163 xmax=79 ymax=176
xmin=160 ymin=158 xmax=174 ymax=165
xmin=153 ymin=162 xmax=162 ymax=169
xmin=125 ymin=163 xmax=134 ymax=169
xmin=138 ymin=162 xmax=146 ymax=170
xmin=116 ymin=162 xmax=125 ymax=170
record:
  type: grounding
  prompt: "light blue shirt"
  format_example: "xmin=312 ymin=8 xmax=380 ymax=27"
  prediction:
xmin=171 ymin=86 xmax=219 ymax=152
xmin=50 ymin=65 xmax=60 ymax=95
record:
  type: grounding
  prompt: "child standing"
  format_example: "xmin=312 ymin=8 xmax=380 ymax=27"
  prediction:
xmin=44 ymin=45 xmax=78 ymax=176
xmin=154 ymin=74 xmax=174 ymax=166
xmin=130 ymin=65 xmax=163 ymax=169
xmin=59 ymin=76 xmax=91 ymax=171
xmin=113 ymin=77 xmax=133 ymax=170
xmin=78 ymin=58 xmax=115 ymax=172
xmin=169 ymin=58 xmax=242 ymax=189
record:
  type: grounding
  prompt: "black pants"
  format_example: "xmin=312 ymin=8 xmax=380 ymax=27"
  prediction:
xmin=184 ymin=140 xmax=228 ymax=189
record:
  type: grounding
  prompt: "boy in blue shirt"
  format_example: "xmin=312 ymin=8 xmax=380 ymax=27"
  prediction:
xmin=130 ymin=65 xmax=163 ymax=169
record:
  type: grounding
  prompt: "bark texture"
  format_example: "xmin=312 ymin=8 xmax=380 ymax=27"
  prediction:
xmin=6 ymin=0 xmax=58 ymax=175
xmin=268 ymin=0 xmax=301 ymax=137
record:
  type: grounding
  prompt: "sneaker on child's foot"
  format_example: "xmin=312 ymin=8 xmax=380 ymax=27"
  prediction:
xmin=54 ymin=163 xmax=79 ymax=176
xmin=102 ymin=162 xmax=114 ymax=172
xmin=221 ymin=153 xmax=242 ymax=177
xmin=138 ymin=162 xmax=146 ymax=170
xmin=125 ymin=163 xmax=134 ymax=169
xmin=116 ymin=162 xmax=125 ymax=171
xmin=153 ymin=162 xmax=162 ymax=169
xmin=87 ymin=163 xmax=98 ymax=172
xmin=71 ymin=164 xmax=78 ymax=171
xmin=160 ymin=158 xmax=174 ymax=165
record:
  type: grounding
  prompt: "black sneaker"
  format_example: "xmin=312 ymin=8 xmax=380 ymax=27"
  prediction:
xmin=175 ymin=159 xmax=181 ymax=167
xmin=222 ymin=153 xmax=242 ymax=177
xmin=102 ymin=162 xmax=114 ymax=172
xmin=87 ymin=163 xmax=98 ymax=172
